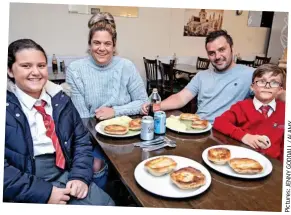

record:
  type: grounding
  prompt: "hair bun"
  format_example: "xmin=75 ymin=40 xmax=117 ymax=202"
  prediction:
xmin=88 ymin=12 xmax=116 ymax=29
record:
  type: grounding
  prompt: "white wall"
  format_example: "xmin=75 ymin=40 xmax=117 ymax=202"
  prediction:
xmin=267 ymin=12 xmax=289 ymax=63
xmin=8 ymin=3 xmax=270 ymax=82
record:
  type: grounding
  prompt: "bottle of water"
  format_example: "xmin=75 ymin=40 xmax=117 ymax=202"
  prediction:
xmin=148 ymin=88 xmax=161 ymax=117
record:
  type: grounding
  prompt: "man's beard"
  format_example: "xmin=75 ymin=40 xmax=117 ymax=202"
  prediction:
xmin=212 ymin=53 xmax=233 ymax=72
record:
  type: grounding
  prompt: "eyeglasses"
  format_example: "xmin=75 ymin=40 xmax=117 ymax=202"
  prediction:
xmin=253 ymin=80 xmax=282 ymax=88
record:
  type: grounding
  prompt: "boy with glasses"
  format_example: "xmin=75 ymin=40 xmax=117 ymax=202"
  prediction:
xmin=213 ymin=64 xmax=286 ymax=162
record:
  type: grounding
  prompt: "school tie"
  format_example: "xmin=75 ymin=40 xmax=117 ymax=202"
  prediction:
xmin=259 ymin=105 xmax=271 ymax=119
xmin=34 ymin=100 xmax=66 ymax=169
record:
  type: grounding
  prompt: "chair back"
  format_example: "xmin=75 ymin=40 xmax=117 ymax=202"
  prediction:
xmin=143 ymin=57 xmax=158 ymax=81
xmin=158 ymin=60 xmax=175 ymax=95
xmin=196 ymin=57 xmax=210 ymax=70
xmin=254 ymin=56 xmax=271 ymax=67
xmin=236 ymin=59 xmax=255 ymax=67
xmin=143 ymin=57 xmax=161 ymax=94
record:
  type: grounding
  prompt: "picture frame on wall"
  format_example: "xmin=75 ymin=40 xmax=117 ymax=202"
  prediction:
xmin=91 ymin=8 xmax=100 ymax=15
xmin=68 ymin=5 xmax=139 ymax=18
xmin=183 ymin=9 xmax=224 ymax=37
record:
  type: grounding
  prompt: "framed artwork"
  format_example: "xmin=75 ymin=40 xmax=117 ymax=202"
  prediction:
xmin=68 ymin=5 xmax=139 ymax=17
xmin=91 ymin=8 xmax=100 ymax=15
xmin=183 ymin=9 xmax=224 ymax=37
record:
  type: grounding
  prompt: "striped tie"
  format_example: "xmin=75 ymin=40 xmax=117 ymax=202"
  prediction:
xmin=34 ymin=100 xmax=65 ymax=169
xmin=259 ymin=105 xmax=271 ymax=119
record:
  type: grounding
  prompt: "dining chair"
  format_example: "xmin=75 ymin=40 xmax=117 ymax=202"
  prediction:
xmin=179 ymin=96 xmax=198 ymax=114
xmin=236 ymin=59 xmax=255 ymax=67
xmin=254 ymin=56 xmax=271 ymax=68
xmin=158 ymin=60 xmax=183 ymax=99
xmin=143 ymin=57 xmax=162 ymax=95
xmin=196 ymin=57 xmax=210 ymax=70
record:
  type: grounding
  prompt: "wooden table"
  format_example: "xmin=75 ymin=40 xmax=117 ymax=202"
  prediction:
xmin=174 ymin=64 xmax=199 ymax=79
xmin=48 ymin=67 xmax=66 ymax=84
xmin=83 ymin=111 xmax=283 ymax=211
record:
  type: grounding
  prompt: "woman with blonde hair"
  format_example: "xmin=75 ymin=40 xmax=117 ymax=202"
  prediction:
xmin=66 ymin=12 xmax=148 ymax=192
xmin=66 ymin=12 xmax=148 ymax=120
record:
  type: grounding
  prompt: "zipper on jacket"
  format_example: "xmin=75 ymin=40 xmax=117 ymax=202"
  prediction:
xmin=54 ymin=98 xmax=72 ymax=168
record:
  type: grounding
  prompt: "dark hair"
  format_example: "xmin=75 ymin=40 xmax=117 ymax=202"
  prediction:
xmin=252 ymin=63 xmax=286 ymax=85
xmin=7 ymin=39 xmax=47 ymax=83
xmin=87 ymin=12 xmax=117 ymax=47
xmin=205 ymin=30 xmax=233 ymax=48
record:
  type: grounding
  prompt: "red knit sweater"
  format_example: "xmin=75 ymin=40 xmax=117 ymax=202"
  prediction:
xmin=213 ymin=99 xmax=285 ymax=162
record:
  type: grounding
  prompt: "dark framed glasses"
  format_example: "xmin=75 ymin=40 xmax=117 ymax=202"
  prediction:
xmin=253 ymin=80 xmax=282 ymax=88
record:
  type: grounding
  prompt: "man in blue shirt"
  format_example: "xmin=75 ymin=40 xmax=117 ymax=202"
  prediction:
xmin=141 ymin=30 xmax=285 ymax=124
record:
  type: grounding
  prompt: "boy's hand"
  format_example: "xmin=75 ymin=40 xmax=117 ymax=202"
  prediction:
xmin=242 ymin=134 xmax=271 ymax=150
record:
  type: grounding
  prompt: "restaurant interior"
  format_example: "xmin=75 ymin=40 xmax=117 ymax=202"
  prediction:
xmin=7 ymin=2 xmax=289 ymax=211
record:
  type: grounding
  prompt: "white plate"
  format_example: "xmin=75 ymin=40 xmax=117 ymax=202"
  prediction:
xmin=95 ymin=122 xmax=140 ymax=138
xmin=134 ymin=155 xmax=212 ymax=198
xmin=166 ymin=115 xmax=212 ymax=134
xmin=95 ymin=116 xmax=141 ymax=138
xmin=202 ymin=145 xmax=273 ymax=179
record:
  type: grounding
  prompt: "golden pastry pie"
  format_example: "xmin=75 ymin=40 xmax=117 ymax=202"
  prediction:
xmin=170 ymin=166 xmax=206 ymax=189
xmin=208 ymin=147 xmax=231 ymax=165
xmin=129 ymin=118 xmax=142 ymax=131
xmin=191 ymin=119 xmax=209 ymax=130
xmin=228 ymin=158 xmax=263 ymax=174
xmin=180 ymin=113 xmax=200 ymax=121
xmin=104 ymin=124 xmax=128 ymax=135
xmin=144 ymin=157 xmax=177 ymax=176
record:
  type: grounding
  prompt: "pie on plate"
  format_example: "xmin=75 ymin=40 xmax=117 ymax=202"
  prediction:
xmin=208 ymin=147 xmax=231 ymax=165
xmin=228 ymin=158 xmax=263 ymax=174
xmin=144 ymin=157 xmax=177 ymax=176
xmin=104 ymin=124 xmax=129 ymax=135
xmin=129 ymin=118 xmax=142 ymax=130
xmin=170 ymin=166 xmax=206 ymax=189
xmin=191 ymin=119 xmax=209 ymax=130
xmin=180 ymin=113 xmax=200 ymax=121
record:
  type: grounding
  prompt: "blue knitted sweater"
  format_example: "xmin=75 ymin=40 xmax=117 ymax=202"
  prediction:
xmin=66 ymin=55 xmax=148 ymax=118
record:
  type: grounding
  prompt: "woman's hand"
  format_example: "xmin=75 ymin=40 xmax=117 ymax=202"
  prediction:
xmin=140 ymin=102 xmax=150 ymax=115
xmin=95 ymin=107 xmax=115 ymax=120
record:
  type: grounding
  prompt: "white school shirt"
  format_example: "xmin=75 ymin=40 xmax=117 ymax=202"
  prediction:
xmin=253 ymin=97 xmax=276 ymax=117
xmin=15 ymin=86 xmax=55 ymax=156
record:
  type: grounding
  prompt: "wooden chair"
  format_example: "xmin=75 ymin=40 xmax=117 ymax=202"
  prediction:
xmin=236 ymin=59 xmax=255 ymax=67
xmin=187 ymin=57 xmax=210 ymax=80
xmin=179 ymin=96 xmax=198 ymax=114
xmin=196 ymin=57 xmax=210 ymax=70
xmin=143 ymin=57 xmax=162 ymax=94
xmin=158 ymin=60 xmax=183 ymax=99
xmin=254 ymin=56 xmax=271 ymax=68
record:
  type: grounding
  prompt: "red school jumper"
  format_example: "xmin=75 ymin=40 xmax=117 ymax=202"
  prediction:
xmin=213 ymin=99 xmax=285 ymax=162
